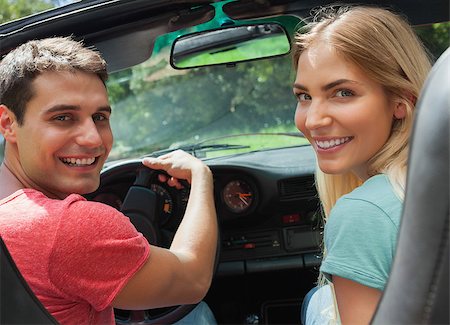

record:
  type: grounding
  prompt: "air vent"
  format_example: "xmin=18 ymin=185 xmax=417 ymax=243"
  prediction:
xmin=278 ymin=175 xmax=316 ymax=201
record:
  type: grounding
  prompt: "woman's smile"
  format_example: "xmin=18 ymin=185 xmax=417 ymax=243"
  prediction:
xmin=294 ymin=43 xmax=398 ymax=179
xmin=314 ymin=136 xmax=353 ymax=150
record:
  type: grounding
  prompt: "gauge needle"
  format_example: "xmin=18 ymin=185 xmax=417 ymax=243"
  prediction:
xmin=238 ymin=193 xmax=251 ymax=205
xmin=239 ymin=196 xmax=249 ymax=205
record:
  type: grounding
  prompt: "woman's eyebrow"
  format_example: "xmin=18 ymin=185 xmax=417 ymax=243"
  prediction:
xmin=293 ymin=83 xmax=308 ymax=91
xmin=322 ymin=79 xmax=359 ymax=91
xmin=293 ymin=79 xmax=359 ymax=92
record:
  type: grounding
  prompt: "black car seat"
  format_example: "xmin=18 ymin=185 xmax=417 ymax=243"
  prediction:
xmin=371 ymin=47 xmax=449 ymax=324
xmin=0 ymin=237 xmax=58 ymax=324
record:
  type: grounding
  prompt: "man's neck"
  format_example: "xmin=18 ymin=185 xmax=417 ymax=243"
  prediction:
xmin=0 ymin=162 xmax=25 ymax=199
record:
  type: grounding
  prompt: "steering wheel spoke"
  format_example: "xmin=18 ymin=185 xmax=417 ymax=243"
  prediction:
xmin=121 ymin=185 xmax=159 ymax=245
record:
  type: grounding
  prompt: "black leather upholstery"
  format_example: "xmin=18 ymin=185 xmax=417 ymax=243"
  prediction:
xmin=372 ymin=48 xmax=450 ymax=324
xmin=0 ymin=237 xmax=58 ymax=324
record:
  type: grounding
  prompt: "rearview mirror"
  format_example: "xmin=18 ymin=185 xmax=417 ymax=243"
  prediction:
xmin=170 ymin=23 xmax=290 ymax=69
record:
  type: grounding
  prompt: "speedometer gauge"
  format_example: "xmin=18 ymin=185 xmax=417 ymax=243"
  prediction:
xmin=150 ymin=184 xmax=173 ymax=224
xmin=222 ymin=179 xmax=254 ymax=214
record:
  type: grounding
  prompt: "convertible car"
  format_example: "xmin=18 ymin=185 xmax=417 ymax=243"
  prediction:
xmin=0 ymin=0 xmax=448 ymax=324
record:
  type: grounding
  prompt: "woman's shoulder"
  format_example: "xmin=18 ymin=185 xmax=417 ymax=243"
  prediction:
xmin=346 ymin=174 xmax=395 ymax=200
xmin=332 ymin=174 xmax=402 ymax=228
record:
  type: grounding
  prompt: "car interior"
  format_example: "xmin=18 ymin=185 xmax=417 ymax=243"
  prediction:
xmin=0 ymin=0 xmax=448 ymax=324
xmin=2 ymin=46 xmax=448 ymax=324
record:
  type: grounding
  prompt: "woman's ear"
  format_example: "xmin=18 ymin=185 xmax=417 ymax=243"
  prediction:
xmin=0 ymin=104 xmax=18 ymax=143
xmin=393 ymin=101 xmax=407 ymax=120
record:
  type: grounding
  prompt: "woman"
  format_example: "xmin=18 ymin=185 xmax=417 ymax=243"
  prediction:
xmin=292 ymin=5 xmax=431 ymax=324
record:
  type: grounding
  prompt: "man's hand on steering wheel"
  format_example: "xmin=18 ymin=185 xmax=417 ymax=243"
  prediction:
xmin=113 ymin=150 xmax=219 ymax=324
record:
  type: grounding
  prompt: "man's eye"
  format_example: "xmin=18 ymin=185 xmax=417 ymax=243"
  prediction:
xmin=93 ymin=114 xmax=108 ymax=122
xmin=54 ymin=115 xmax=71 ymax=121
xmin=335 ymin=89 xmax=354 ymax=97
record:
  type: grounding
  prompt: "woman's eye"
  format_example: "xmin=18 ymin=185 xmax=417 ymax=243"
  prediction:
xmin=296 ymin=93 xmax=312 ymax=101
xmin=335 ymin=89 xmax=354 ymax=97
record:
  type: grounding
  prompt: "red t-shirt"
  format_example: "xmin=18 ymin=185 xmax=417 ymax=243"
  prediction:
xmin=0 ymin=189 xmax=150 ymax=325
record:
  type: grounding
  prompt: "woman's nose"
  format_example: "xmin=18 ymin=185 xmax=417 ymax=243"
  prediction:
xmin=304 ymin=100 xmax=332 ymax=130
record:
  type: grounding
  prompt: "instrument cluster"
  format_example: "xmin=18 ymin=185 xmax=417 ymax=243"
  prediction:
xmin=91 ymin=170 xmax=262 ymax=223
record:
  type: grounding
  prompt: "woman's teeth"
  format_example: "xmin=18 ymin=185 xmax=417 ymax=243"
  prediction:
xmin=316 ymin=137 xmax=351 ymax=149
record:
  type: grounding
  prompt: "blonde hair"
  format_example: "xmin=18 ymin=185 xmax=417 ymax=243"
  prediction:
xmin=293 ymin=5 xmax=431 ymax=216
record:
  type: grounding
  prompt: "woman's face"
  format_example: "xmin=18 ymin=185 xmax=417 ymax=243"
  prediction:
xmin=293 ymin=44 xmax=403 ymax=180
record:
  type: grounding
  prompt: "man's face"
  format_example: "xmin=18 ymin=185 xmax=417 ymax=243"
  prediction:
xmin=12 ymin=70 xmax=113 ymax=198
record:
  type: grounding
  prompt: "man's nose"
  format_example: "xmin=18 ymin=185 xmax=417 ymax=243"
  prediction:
xmin=76 ymin=119 xmax=102 ymax=147
xmin=304 ymin=100 xmax=332 ymax=130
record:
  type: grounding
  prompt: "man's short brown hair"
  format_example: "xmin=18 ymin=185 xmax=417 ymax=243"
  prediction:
xmin=0 ymin=36 xmax=108 ymax=125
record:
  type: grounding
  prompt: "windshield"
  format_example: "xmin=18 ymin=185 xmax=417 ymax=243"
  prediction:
xmin=106 ymin=45 xmax=306 ymax=161
xmin=0 ymin=2 xmax=448 ymax=163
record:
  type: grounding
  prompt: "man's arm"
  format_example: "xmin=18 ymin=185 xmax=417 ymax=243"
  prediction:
xmin=112 ymin=150 xmax=217 ymax=309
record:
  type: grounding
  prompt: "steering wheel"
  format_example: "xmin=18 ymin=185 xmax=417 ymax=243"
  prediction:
xmin=109 ymin=163 xmax=219 ymax=324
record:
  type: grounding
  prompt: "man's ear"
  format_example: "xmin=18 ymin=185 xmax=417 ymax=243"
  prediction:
xmin=0 ymin=104 xmax=18 ymax=143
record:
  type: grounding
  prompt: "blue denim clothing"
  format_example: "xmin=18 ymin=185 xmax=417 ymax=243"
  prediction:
xmin=174 ymin=301 xmax=217 ymax=325
xmin=301 ymin=286 xmax=319 ymax=325
xmin=301 ymin=284 xmax=337 ymax=325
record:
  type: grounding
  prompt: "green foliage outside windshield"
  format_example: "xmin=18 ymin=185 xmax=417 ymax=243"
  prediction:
xmin=1 ymin=0 xmax=448 ymax=162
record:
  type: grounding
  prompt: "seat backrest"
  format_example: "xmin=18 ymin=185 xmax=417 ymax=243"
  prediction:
xmin=371 ymin=48 xmax=449 ymax=324
xmin=0 ymin=237 xmax=58 ymax=324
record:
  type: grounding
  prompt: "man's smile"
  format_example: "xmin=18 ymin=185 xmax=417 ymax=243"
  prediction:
xmin=60 ymin=157 xmax=98 ymax=167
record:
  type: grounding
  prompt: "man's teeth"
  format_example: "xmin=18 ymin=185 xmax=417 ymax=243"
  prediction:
xmin=316 ymin=137 xmax=350 ymax=149
xmin=61 ymin=157 xmax=96 ymax=166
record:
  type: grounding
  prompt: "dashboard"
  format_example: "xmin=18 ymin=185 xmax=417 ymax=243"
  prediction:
xmin=85 ymin=145 xmax=323 ymax=276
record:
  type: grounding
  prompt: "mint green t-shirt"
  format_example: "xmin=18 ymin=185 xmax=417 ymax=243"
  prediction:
xmin=320 ymin=174 xmax=402 ymax=291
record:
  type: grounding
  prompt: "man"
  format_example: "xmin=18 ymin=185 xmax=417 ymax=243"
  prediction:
xmin=0 ymin=37 xmax=218 ymax=324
